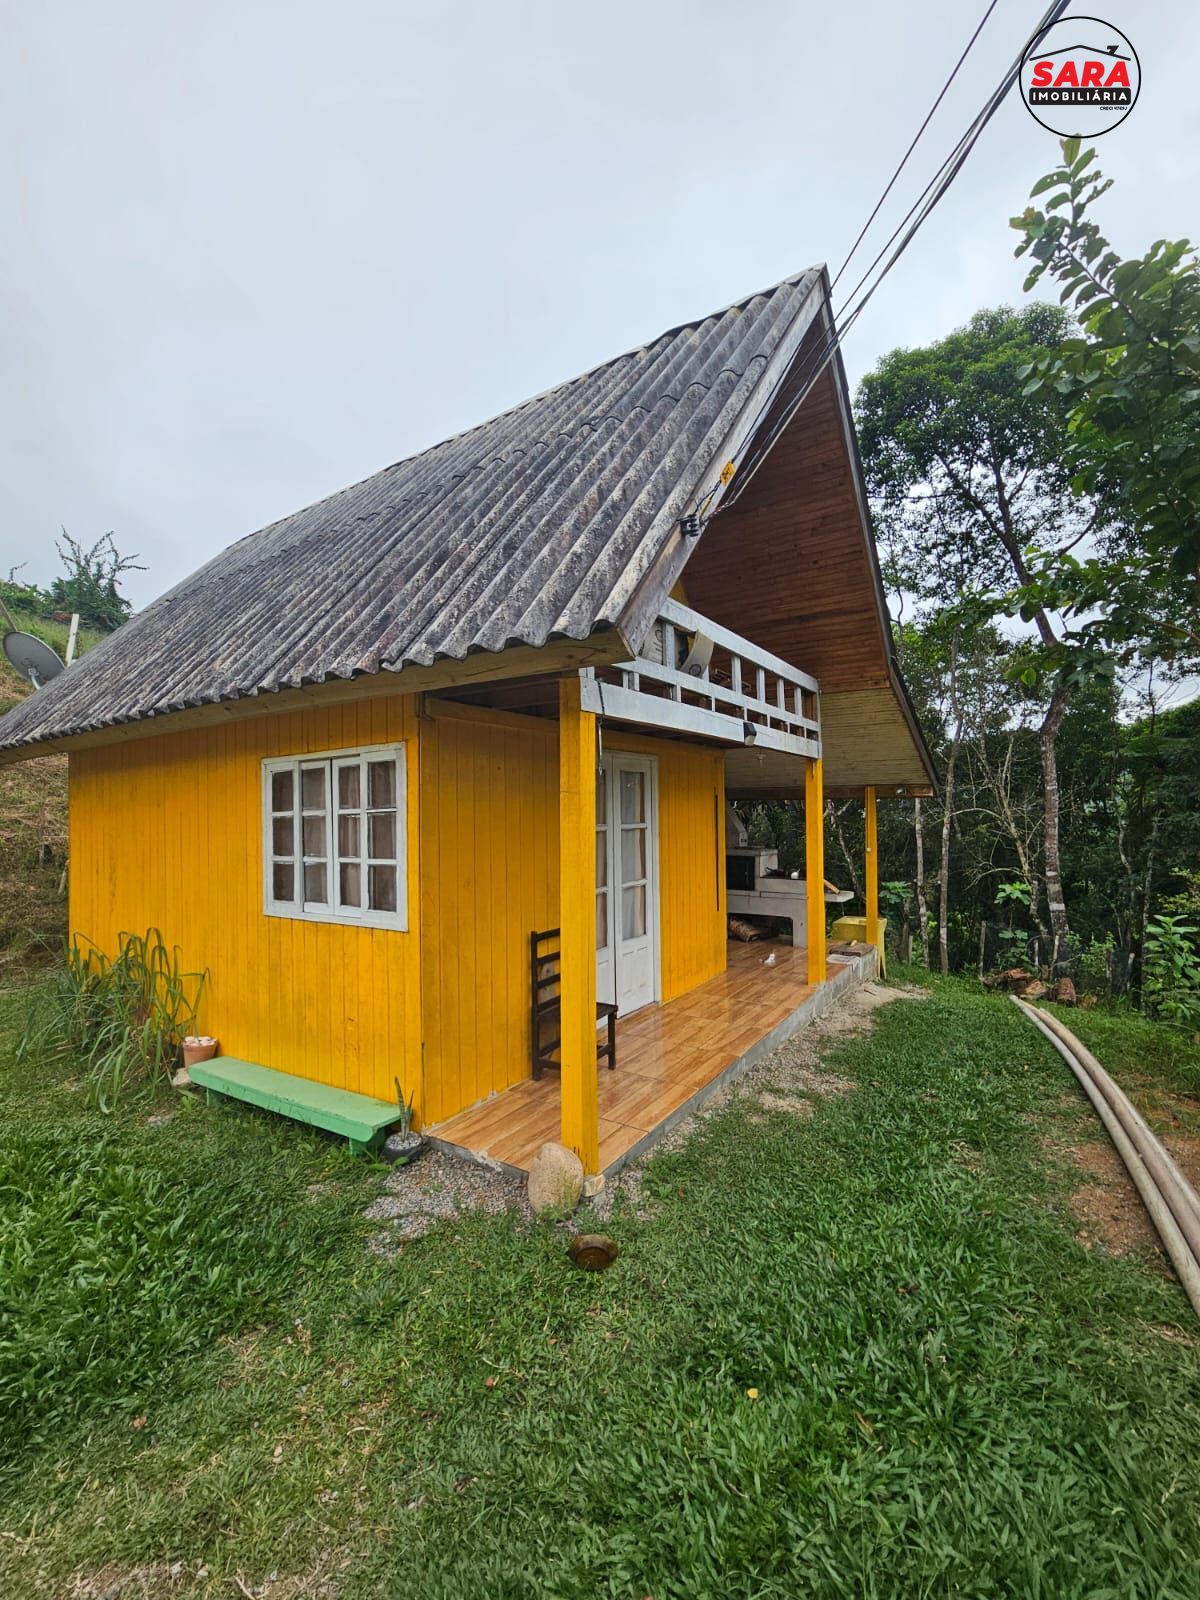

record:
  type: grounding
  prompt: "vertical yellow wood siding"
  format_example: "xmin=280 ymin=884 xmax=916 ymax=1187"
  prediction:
xmin=68 ymin=698 xmax=421 ymax=1111
xmin=418 ymin=704 xmax=560 ymax=1126
xmin=68 ymin=693 xmax=727 ymax=1131
xmin=419 ymin=708 xmax=728 ymax=1125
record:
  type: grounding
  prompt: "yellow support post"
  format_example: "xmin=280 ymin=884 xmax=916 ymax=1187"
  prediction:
xmin=558 ymin=677 xmax=599 ymax=1173
xmin=864 ymin=784 xmax=880 ymax=959
xmin=805 ymin=756 xmax=827 ymax=986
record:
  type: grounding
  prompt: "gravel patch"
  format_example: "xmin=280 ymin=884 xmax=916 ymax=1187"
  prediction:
xmin=363 ymin=1150 xmax=532 ymax=1254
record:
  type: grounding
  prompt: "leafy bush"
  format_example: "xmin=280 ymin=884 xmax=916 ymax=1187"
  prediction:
xmin=0 ymin=575 xmax=50 ymax=618
xmin=18 ymin=929 xmax=207 ymax=1109
xmin=1141 ymin=914 xmax=1200 ymax=1033
xmin=46 ymin=531 xmax=142 ymax=633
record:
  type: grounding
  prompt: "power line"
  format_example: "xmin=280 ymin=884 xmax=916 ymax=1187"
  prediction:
xmin=703 ymin=0 xmax=1071 ymax=520
xmin=829 ymin=0 xmax=1003 ymax=296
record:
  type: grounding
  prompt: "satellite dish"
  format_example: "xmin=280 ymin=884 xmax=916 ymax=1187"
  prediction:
xmin=3 ymin=631 xmax=66 ymax=689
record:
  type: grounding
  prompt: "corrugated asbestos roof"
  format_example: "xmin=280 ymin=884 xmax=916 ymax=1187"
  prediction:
xmin=0 ymin=269 xmax=823 ymax=754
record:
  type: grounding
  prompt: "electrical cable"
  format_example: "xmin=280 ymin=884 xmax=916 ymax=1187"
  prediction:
xmin=829 ymin=0 xmax=1003 ymax=296
xmin=697 ymin=0 xmax=1072 ymax=521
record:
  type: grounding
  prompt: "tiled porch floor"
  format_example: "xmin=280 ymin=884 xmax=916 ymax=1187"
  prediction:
xmin=428 ymin=939 xmax=832 ymax=1174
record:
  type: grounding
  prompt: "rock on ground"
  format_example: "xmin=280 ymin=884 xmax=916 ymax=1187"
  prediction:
xmin=526 ymin=1142 xmax=585 ymax=1215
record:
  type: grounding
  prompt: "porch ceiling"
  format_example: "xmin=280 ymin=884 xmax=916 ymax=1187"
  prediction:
xmin=725 ymin=686 xmax=933 ymax=800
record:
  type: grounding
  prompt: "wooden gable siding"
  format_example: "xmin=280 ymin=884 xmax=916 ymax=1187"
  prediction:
xmin=68 ymin=697 xmax=421 ymax=1112
xmin=419 ymin=702 xmax=727 ymax=1127
xmin=682 ymin=365 xmax=891 ymax=691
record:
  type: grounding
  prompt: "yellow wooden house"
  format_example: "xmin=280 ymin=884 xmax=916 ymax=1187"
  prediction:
xmin=0 ymin=269 xmax=933 ymax=1174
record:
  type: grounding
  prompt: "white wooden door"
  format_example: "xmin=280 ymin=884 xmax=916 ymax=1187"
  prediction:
xmin=595 ymin=764 xmax=615 ymax=1009
xmin=595 ymin=754 xmax=659 ymax=1016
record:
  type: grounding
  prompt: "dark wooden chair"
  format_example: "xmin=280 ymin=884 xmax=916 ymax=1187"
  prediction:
xmin=530 ymin=928 xmax=618 ymax=1080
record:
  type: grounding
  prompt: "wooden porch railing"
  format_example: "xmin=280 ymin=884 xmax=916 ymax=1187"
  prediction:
xmin=579 ymin=598 xmax=820 ymax=758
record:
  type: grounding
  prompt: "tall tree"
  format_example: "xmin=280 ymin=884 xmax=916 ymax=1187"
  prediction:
xmin=1010 ymin=139 xmax=1199 ymax=669
xmin=856 ymin=305 xmax=1116 ymax=955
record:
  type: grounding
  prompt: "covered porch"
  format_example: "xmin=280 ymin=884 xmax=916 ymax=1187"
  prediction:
xmin=430 ymin=591 xmax=899 ymax=1176
xmin=427 ymin=936 xmax=875 ymax=1176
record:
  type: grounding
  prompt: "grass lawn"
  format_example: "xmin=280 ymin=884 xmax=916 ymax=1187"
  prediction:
xmin=2 ymin=976 xmax=1200 ymax=1599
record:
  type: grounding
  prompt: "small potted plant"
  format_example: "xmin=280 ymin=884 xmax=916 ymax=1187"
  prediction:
xmin=182 ymin=1035 xmax=219 ymax=1068
xmin=382 ymin=1079 xmax=426 ymax=1166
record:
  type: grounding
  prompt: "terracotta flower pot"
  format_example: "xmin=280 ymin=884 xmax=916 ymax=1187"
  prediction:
xmin=182 ymin=1036 xmax=219 ymax=1068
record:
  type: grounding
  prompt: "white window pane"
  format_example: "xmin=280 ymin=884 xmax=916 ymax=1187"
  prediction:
xmin=596 ymin=773 xmax=607 ymax=823
xmin=595 ymin=829 xmax=607 ymax=888
xmin=596 ymin=891 xmax=608 ymax=950
xmin=369 ymin=864 xmax=397 ymax=913
xmin=301 ymin=766 xmax=326 ymax=809
xmin=622 ymin=884 xmax=646 ymax=940
xmin=621 ymin=827 xmax=646 ymax=882
xmin=338 ymin=814 xmax=360 ymax=858
xmin=368 ymin=760 xmax=396 ymax=809
xmin=266 ymin=748 xmax=404 ymax=925
xmin=369 ymin=812 xmax=396 ymax=860
xmin=619 ymin=770 xmax=645 ymax=824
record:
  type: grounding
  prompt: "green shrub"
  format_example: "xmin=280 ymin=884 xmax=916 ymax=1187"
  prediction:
xmin=18 ymin=929 xmax=206 ymax=1109
xmin=1142 ymin=914 xmax=1200 ymax=1033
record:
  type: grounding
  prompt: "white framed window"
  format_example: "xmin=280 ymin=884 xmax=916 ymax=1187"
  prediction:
xmin=262 ymin=743 xmax=407 ymax=930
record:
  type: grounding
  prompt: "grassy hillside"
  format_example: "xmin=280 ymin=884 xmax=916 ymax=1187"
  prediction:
xmin=2 ymin=974 xmax=1198 ymax=1596
xmin=0 ymin=608 xmax=104 ymax=964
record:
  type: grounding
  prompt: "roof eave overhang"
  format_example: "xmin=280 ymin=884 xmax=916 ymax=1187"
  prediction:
xmin=0 ymin=626 xmax=630 ymax=768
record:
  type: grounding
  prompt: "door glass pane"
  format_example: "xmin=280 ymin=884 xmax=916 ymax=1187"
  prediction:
xmin=304 ymin=862 xmax=328 ymax=904
xmin=302 ymin=815 xmax=326 ymax=856
xmin=595 ymin=829 xmax=607 ymax=888
xmin=369 ymin=863 xmax=398 ymax=912
xmin=271 ymin=769 xmax=294 ymax=811
xmin=271 ymin=862 xmax=294 ymax=902
xmin=272 ymin=816 xmax=294 ymax=856
xmin=596 ymin=772 xmax=607 ymax=824
xmin=338 ymin=764 xmax=361 ymax=809
xmin=339 ymin=862 xmax=362 ymax=907
xmin=369 ymin=812 xmax=396 ymax=860
xmin=596 ymin=890 xmax=608 ymax=949
xmin=337 ymin=814 xmax=360 ymax=857
xmin=619 ymin=769 xmax=645 ymax=824
xmin=620 ymin=826 xmax=646 ymax=882
xmin=622 ymin=884 xmax=646 ymax=939
xmin=301 ymin=766 xmax=326 ymax=809
xmin=368 ymin=760 xmax=396 ymax=809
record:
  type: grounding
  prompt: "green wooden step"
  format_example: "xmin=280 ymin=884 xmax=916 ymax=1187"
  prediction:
xmin=189 ymin=1057 xmax=400 ymax=1154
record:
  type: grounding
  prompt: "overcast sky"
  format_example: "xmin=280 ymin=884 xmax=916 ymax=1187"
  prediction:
xmin=2 ymin=0 xmax=1196 ymax=610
